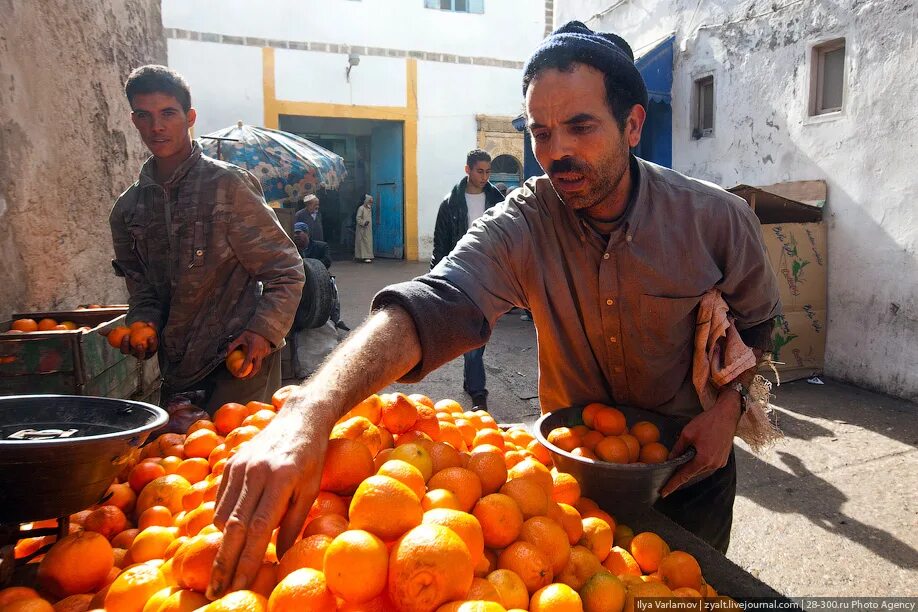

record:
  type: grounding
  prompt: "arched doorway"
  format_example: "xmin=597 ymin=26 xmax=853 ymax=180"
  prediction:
xmin=490 ymin=154 xmax=522 ymax=190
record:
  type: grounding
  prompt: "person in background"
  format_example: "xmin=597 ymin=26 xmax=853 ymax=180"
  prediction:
xmin=109 ymin=65 xmax=304 ymax=415
xmin=292 ymin=222 xmax=331 ymax=269
xmin=430 ymin=148 xmax=505 ymax=410
xmin=294 ymin=193 xmax=324 ymax=242
xmin=495 ymin=182 xmax=508 ymax=197
xmin=355 ymin=194 xmax=374 ymax=263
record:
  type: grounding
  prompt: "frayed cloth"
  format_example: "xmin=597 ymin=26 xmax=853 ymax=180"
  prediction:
xmin=693 ymin=289 xmax=782 ymax=451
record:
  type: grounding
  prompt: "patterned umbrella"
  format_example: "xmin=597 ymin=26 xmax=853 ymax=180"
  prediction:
xmin=200 ymin=122 xmax=347 ymax=203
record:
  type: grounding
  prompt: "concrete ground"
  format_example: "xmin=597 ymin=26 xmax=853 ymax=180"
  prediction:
xmin=329 ymin=258 xmax=918 ymax=597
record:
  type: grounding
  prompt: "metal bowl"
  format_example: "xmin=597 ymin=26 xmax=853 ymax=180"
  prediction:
xmin=534 ymin=405 xmax=695 ymax=514
xmin=0 ymin=395 xmax=167 ymax=523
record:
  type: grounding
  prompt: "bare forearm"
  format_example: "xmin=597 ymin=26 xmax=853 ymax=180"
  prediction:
xmin=283 ymin=305 xmax=422 ymax=431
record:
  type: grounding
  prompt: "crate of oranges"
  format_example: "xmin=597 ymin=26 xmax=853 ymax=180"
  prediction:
xmin=0 ymin=389 xmax=758 ymax=611
xmin=534 ymin=404 xmax=695 ymax=513
xmin=0 ymin=307 xmax=160 ymax=400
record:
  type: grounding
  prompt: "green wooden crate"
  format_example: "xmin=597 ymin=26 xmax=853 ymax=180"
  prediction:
xmin=0 ymin=308 xmax=161 ymax=400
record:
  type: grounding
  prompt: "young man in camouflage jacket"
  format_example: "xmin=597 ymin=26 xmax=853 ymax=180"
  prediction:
xmin=109 ymin=65 xmax=304 ymax=413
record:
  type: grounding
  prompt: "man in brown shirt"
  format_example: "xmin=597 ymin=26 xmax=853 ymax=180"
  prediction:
xmin=206 ymin=22 xmax=780 ymax=596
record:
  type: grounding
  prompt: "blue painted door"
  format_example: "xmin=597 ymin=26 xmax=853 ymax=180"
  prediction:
xmin=370 ymin=122 xmax=404 ymax=258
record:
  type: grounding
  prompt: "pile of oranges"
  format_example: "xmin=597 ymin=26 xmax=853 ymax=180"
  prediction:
xmin=6 ymin=318 xmax=81 ymax=334
xmin=105 ymin=323 xmax=157 ymax=353
xmin=546 ymin=403 xmax=671 ymax=465
xmin=0 ymin=391 xmax=730 ymax=612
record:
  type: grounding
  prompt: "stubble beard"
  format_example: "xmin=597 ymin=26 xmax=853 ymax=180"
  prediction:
xmin=552 ymin=149 xmax=629 ymax=215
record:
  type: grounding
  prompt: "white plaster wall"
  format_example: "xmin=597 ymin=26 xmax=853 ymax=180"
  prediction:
xmin=275 ymin=50 xmax=407 ymax=108
xmin=167 ymin=40 xmax=264 ymax=136
xmin=163 ymin=0 xmax=544 ymax=61
xmin=560 ymin=0 xmax=918 ymax=400
xmin=416 ymin=61 xmax=525 ymax=260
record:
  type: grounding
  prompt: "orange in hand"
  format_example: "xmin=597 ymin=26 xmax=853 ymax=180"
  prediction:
xmin=225 ymin=348 xmax=252 ymax=378
xmin=107 ymin=325 xmax=131 ymax=349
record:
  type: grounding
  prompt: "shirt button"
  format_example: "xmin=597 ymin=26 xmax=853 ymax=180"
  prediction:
xmin=603 ymin=253 xmax=610 ymax=260
xmin=606 ymin=299 xmax=614 ymax=306
xmin=609 ymin=336 xmax=617 ymax=343
xmin=626 ymin=235 xmax=633 ymax=242
xmin=195 ymin=249 xmax=204 ymax=256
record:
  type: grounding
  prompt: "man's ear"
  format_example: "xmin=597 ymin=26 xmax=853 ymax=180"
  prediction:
xmin=186 ymin=107 xmax=197 ymax=130
xmin=464 ymin=164 xmax=471 ymax=176
xmin=625 ymin=104 xmax=646 ymax=148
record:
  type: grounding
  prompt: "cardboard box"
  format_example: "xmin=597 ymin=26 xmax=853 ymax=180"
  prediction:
xmin=729 ymin=181 xmax=827 ymax=383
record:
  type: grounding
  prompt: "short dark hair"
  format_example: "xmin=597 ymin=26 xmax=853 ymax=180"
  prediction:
xmin=522 ymin=49 xmax=645 ymax=131
xmin=125 ymin=65 xmax=192 ymax=112
xmin=466 ymin=149 xmax=492 ymax=168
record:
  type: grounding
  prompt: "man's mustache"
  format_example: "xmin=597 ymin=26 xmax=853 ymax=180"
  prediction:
xmin=549 ymin=158 xmax=589 ymax=174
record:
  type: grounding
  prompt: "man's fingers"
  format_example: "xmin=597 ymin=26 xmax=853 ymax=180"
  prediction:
xmin=207 ymin=469 xmax=266 ymax=598
xmin=229 ymin=478 xmax=298 ymax=593
xmin=213 ymin=458 xmax=250 ymax=530
xmin=276 ymin=483 xmax=317 ymax=559
xmin=669 ymin=433 xmax=690 ymax=460
xmin=661 ymin=460 xmax=703 ymax=498
xmin=241 ymin=351 xmax=258 ymax=380
xmin=120 ymin=335 xmax=131 ymax=356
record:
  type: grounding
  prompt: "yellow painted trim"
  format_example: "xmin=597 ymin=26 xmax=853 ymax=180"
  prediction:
xmin=261 ymin=48 xmax=420 ymax=260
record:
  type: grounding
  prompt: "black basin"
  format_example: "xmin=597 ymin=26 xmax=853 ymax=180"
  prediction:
xmin=0 ymin=395 xmax=167 ymax=523
xmin=534 ymin=405 xmax=695 ymax=514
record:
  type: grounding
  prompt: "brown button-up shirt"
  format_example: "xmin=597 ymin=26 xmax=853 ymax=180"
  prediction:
xmin=374 ymin=157 xmax=781 ymax=418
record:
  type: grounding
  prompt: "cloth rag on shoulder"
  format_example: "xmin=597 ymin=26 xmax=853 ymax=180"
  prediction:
xmin=693 ymin=289 xmax=782 ymax=451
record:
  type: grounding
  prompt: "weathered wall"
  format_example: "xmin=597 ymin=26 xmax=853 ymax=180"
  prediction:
xmin=0 ymin=0 xmax=165 ymax=319
xmin=558 ymin=0 xmax=918 ymax=401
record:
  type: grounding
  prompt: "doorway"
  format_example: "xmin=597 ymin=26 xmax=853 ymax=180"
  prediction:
xmin=279 ymin=115 xmax=405 ymax=259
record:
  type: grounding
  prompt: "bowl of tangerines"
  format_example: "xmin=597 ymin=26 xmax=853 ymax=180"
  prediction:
xmin=534 ymin=403 xmax=694 ymax=511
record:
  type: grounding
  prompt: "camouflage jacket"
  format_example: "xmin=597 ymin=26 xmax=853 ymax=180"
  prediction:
xmin=110 ymin=142 xmax=305 ymax=389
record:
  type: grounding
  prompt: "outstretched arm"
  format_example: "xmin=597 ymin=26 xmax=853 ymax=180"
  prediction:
xmin=208 ymin=304 xmax=421 ymax=598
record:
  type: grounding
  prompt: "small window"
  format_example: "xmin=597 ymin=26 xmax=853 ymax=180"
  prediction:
xmin=425 ymin=0 xmax=484 ymax=13
xmin=692 ymin=75 xmax=714 ymax=139
xmin=810 ymin=38 xmax=846 ymax=115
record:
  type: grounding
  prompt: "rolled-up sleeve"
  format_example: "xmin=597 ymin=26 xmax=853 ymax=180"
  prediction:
xmin=371 ymin=202 xmax=530 ymax=382
xmin=227 ymin=173 xmax=305 ymax=347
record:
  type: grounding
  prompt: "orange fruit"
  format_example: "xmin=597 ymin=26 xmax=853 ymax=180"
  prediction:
xmin=182 ymin=429 xmax=219 ymax=459
xmin=435 ymin=602 xmax=505 ymax=612
xmin=137 ymin=474 xmax=192 ymax=515
xmin=526 ymin=439 xmax=553 ymax=465
xmin=182 ymin=481 xmax=207 ymax=512
xmin=306 ymin=491 xmax=348 ymax=520
xmin=186 ymin=419 xmax=216 ymax=434
xmin=463 ymin=577 xmax=503 ymax=603
xmin=1 ymin=598 xmax=53 ymax=612
xmin=320 ymin=438 xmax=375 ymax=495
xmin=173 ymin=531 xmax=223 ymax=592
xmin=387 ymin=524 xmax=474 ymax=612
xmin=422 ymin=508 xmax=484 ymax=566
xmin=389 ymin=442 xmax=434 ymax=481
xmin=434 ymin=398 xmax=464 ymax=413
xmin=248 ymin=563 xmax=278 ymax=599
xmin=0 ymin=587 xmax=40 ymax=607
xmin=556 ymin=545 xmax=602 ymax=591
xmin=323 ymin=529 xmax=388 ymax=603
xmin=37 ymin=318 xmax=59 ymax=331
xmin=129 ymin=526 xmax=175 ymax=562
xmin=395 ymin=429 xmax=434 ymax=448
xmin=580 ymin=571 xmax=626 ymax=612
xmin=11 ymin=319 xmax=39 ymax=332
xmin=272 ymin=384 xmax=299 ymax=410
xmin=624 ymin=581 xmax=673 ymax=612
xmin=197 ymin=590 xmax=267 ymax=612
xmin=506 ymin=458 xmax=554 ymax=497
xmin=37 ymin=531 xmax=113 ymax=598
xmin=278 ymin=534 xmax=333 ymax=580
xmin=159 ymin=455 xmax=183 ymax=474
xmin=580 ymin=430 xmax=604 ymax=450
xmin=485 ymin=569 xmax=529 ymax=609
xmin=130 ymin=325 xmax=157 ymax=352
xmin=343 ymin=394 xmax=384 ymax=425
xmin=376 ymin=459 xmax=426 ymax=500
xmin=551 ymin=471 xmax=581 ymax=505
xmin=331 ymin=416 xmax=383 ymax=456
xmin=595 ymin=436 xmax=630 ymax=463
xmin=348 ymin=475 xmax=423 ymax=542
xmin=658 ymin=551 xmax=703 ymax=590
xmin=630 ymin=421 xmax=660 ymax=445
xmin=427 ymin=467 xmax=482 ymax=513
xmin=409 ymin=404 xmax=441 ymax=440
xmin=581 ymin=403 xmax=604 ymax=428
xmin=593 ymin=407 xmax=627 ymax=436
xmin=244 ymin=400 xmax=274 ymax=416
xmin=435 ymin=421 xmax=465 ymax=450
xmin=472 ymin=428 xmax=505 ymax=450
xmin=603 ymin=545 xmax=642 ymax=577
xmin=50 ymin=593 xmax=94 ymax=611
xmin=497 ymin=541 xmax=553 ymax=594
xmin=499 ymin=478 xmax=549 ymax=519
xmin=213 ymin=403 xmax=247 ymax=436
xmin=429 ymin=441 xmax=464 ymax=473
xmin=180 ymin=501 xmax=215 ymax=537
xmin=619 ymin=434 xmax=641 ymax=463
xmin=105 ymin=482 xmax=137 ymax=515
xmin=614 ymin=524 xmax=635 ymax=549
xmin=224 ymin=348 xmax=252 ymax=378
xmin=302 ymin=513 xmax=349 ymax=539
xmin=547 ymin=427 xmax=581 ymax=452
xmin=175 ymin=458 xmax=209 ymax=484
xmin=107 ymin=325 xmax=131 ymax=348
xmin=138 ymin=505 xmax=173 ymax=530
xmin=223 ymin=425 xmax=259 ymax=450
xmin=571 ymin=446 xmax=598 ymax=460
xmin=155 ymin=589 xmax=209 ymax=611
xmin=111 ymin=528 xmax=140 ymax=550
xmin=467 ymin=445 xmax=508 ymax=495
xmin=241 ymin=408 xmax=275 ymax=430
xmin=579 ymin=516 xmax=614 ymax=562
xmin=530 ymin=582 xmax=583 ymax=612
xmin=129 ymin=461 xmax=166 ymax=494
xmin=83 ymin=505 xmax=128 ymax=540
xmin=454 ymin=419 xmax=477 ymax=448
xmin=629 ymin=532 xmax=670 ymax=573
xmin=551 ymin=502 xmax=584 ymax=545
xmin=581 ymin=508 xmax=616 ymax=534
xmin=104 ymin=564 xmax=167 ymax=612
xmin=268 ymin=567 xmax=335 ymax=611
xmin=519 ymin=515 xmax=571 ymax=574
xmin=380 ymin=392 xmax=418 ymax=434
xmin=638 ymin=442 xmax=669 ymax=464
xmin=422 ymin=489 xmax=463 ymax=511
